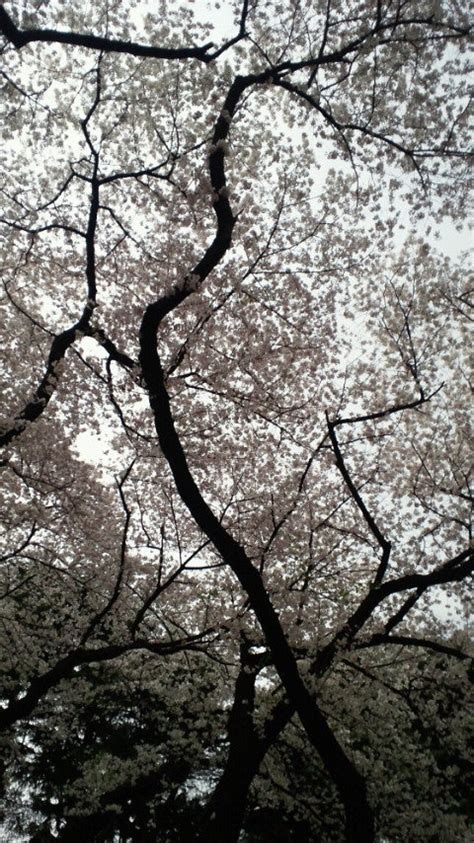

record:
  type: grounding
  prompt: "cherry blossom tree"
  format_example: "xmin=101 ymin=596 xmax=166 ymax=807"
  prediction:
xmin=0 ymin=1 xmax=472 ymax=841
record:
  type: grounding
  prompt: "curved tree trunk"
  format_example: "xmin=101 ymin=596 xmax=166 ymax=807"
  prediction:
xmin=139 ymin=71 xmax=374 ymax=843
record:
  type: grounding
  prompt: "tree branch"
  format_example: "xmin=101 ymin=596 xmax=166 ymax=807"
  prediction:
xmin=0 ymin=5 xmax=248 ymax=63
